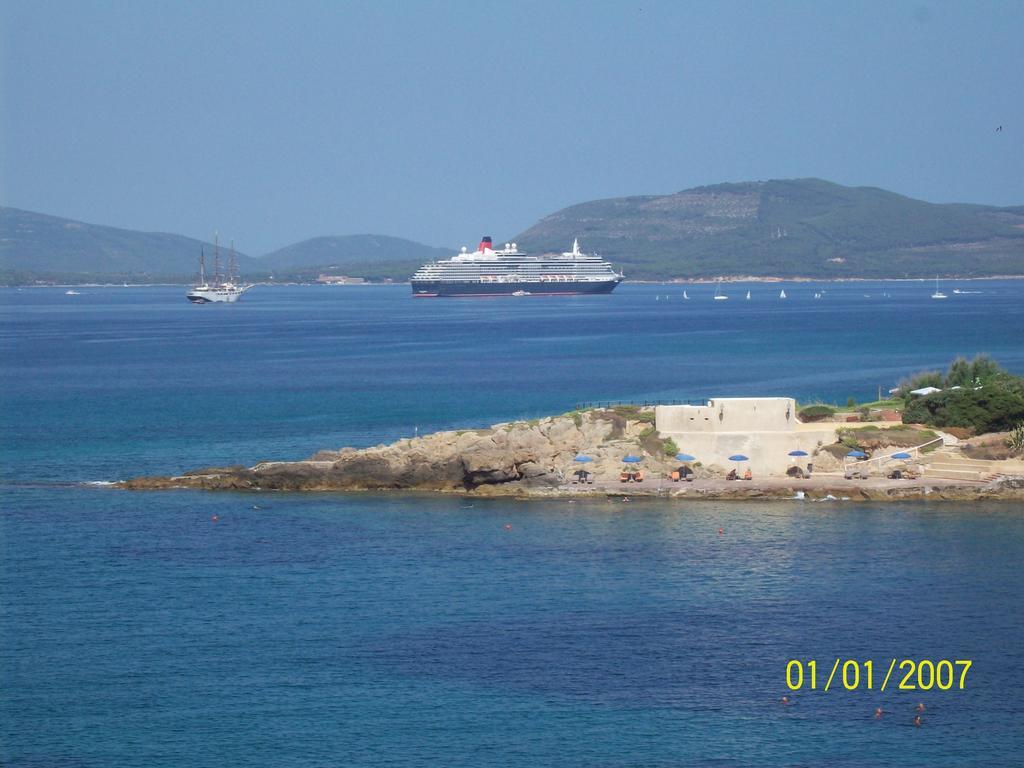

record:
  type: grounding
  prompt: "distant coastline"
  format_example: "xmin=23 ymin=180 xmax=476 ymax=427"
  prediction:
xmin=9 ymin=275 xmax=1024 ymax=289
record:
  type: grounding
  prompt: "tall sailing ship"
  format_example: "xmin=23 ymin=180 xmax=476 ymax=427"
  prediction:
xmin=410 ymin=236 xmax=623 ymax=297
xmin=187 ymin=236 xmax=252 ymax=304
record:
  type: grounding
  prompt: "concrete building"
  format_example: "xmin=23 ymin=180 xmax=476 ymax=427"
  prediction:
xmin=655 ymin=398 xmax=839 ymax=476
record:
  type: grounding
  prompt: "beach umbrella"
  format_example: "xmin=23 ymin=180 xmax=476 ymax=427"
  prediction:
xmin=846 ymin=450 xmax=867 ymax=458
xmin=573 ymin=455 xmax=594 ymax=463
xmin=890 ymin=452 xmax=912 ymax=460
xmin=675 ymin=453 xmax=696 ymax=462
xmin=788 ymin=450 xmax=809 ymax=457
xmin=622 ymin=455 xmax=642 ymax=463
xmin=728 ymin=454 xmax=749 ymax=462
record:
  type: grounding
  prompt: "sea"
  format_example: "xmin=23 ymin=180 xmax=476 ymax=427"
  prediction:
xmin=2 ymin=280 xmax=1023 ymax=766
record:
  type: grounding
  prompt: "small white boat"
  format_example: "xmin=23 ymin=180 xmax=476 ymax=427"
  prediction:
xmin=511 ymin=290 xmax=530 ymax=296
xmin=931 ymin=276 xmax=947 ymax=300
xmin=779 ymin=288 xmax=787 ymax=299
xmin=713 ymin=280 xmax=729 ymax=301
xmin=683 ymin=290 xmax=689 ymax=300
xmin=65 ymin=289 xmax=80 ymax=295
xmin=745 ymin=290 xmax=751 ymax=300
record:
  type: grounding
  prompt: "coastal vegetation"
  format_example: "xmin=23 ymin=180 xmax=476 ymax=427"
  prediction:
xmin=900 ymin=356 xmax=1024 ymax=435
xmin=797 ymin=404 xmax=837 ymax=422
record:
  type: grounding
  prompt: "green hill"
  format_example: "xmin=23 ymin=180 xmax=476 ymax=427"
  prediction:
xmin=513 ymin=178 xmax=1024 ymax=279
xmin=0 ymin=207 xmax=259 ymax=282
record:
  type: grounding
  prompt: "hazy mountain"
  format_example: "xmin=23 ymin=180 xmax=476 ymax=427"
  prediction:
xmin=513 ymin=178 xmax=1024 ymax=278
xmin=5 ymin=179 xmax=1024 ymax=282
xmin=0 ymin=207 xmax=258 ymax=278
xmin=258 ymin=235 xmax=451 ymax=281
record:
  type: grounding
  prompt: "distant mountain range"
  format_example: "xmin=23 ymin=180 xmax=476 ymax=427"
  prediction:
xmin=0 ymin=207 xmax=448 ymax=283
xmin=514 ymin=178 xmax=1024 ymax=279
xmin=3 ymin=178 xmax=1023 ymax=282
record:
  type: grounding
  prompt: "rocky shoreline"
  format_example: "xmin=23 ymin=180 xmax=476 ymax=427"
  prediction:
xmin=118 ymin=410 xmax=1024 ymax=502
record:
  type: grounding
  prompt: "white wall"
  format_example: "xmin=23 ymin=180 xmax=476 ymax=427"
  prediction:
xmin=656 ymin=398 xmax=834 ymax=476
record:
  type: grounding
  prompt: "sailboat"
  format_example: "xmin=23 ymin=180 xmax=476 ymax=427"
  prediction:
xmin=779 ymin=288 xmax=787 ymax=299
xmin=683 ymin=290 xmax=689 ymax=300
xmin=745 ymin=290 xmax=751 ymax=300
xmin=186 ymin=234 xmax=252 ymax=303
xmin=931 ymin=276 xmax=947 ymax=300
xmin=713 ymin=280 xmax=729 ymax=301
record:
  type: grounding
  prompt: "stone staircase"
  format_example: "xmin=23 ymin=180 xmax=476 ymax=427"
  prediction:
xmin=921 ymin=448 xmax=1002 ymax=482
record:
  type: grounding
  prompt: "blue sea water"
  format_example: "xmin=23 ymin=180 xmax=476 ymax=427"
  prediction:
xmin=2 ymin=282 xmax=1023 ymax=766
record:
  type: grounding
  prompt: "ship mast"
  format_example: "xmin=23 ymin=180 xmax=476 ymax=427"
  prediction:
xmin=199 ymin=247 xmax=206 ymax=285
xmin=213 ymin=231 xmax=222 ymax=285
xmin=229 ymin=239 xmax=238 ymax=284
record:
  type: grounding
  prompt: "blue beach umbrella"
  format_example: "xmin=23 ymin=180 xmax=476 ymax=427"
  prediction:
xmin=846 ymin=450 xmax=867 ymax=458
xmin=573 ymin=455 xmax=594 ymax=463
xmin=675 ymin=453 xmax=696 ymax=462
xmin=788 ymin=450 xmax=809 ymax=457
xmin=622 ymin=455 xmax=642 ymax=463
xmin=890 ymin=452 xmax=912 ymax=460
xmin=728 ymin=454 xmax=749 ymax=462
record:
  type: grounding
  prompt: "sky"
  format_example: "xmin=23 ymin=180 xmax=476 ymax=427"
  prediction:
xmin=2 ymin=0 xmax=1022 ymax=254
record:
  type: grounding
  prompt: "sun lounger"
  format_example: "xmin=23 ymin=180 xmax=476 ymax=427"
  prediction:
xmin=671 ymin=471 xmax=680 ymax=482
xmin=620 ymin=472 xmax=630 ymax=483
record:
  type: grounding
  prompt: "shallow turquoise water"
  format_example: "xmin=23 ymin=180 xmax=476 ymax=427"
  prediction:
xmin=2 ymin=283 xmax=1023 ymax=765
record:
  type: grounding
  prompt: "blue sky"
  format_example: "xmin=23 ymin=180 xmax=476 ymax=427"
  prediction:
xmin=2 ymin=0 xmax=1022 ymax=254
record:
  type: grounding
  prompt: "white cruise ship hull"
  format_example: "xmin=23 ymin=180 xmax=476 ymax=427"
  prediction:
xmin=410 ymin=237 xmax=623 ymax=298
xmin=186 ymin=284 xmax=251 ymax=303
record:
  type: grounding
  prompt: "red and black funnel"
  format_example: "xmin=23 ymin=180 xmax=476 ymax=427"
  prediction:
xmin=478 ymin=236 xmax=493 ymax=252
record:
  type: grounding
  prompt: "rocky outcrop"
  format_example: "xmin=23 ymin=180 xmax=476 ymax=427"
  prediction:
xmin=117 ymin=408 xmax=1024 ymax=501
xmin=120 ymin=409 xmax=678 ymax=494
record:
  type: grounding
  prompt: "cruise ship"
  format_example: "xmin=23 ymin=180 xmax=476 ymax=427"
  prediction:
xmin=410 ymin=237 xmax=623 ymax=297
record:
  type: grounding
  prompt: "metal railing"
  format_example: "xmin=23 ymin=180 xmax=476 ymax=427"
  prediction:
xmin=841 ymin=436 xmax=945 ymax=476
xmin=573 ymin=398 xmax=708 ymax=411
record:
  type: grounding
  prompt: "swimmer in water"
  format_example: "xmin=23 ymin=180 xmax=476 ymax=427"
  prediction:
xmin=780 ymin=695 xmax=790 ymax=705
xmin=916 ymin=702 xmax=926 ymax=712
xmin=914 ymin=715 xmax=922 ymax=727
xmin=874 ymin=707 xmax=883 ymax=719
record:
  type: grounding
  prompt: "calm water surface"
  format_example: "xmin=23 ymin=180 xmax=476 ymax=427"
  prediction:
xmin=2 ymin=283 xmax=1023 ymax=766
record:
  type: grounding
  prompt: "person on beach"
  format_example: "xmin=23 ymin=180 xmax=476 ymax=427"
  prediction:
xmin=743 ymin=468 xmax=752 ymax=480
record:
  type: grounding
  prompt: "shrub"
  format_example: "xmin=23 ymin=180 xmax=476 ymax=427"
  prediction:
xmin=798 ymin=404 xmax=837 ymax=422
xmin=1008 ymin=423 xmax=1024 ymax=454
xmin=663 ymin=438 xmax=679 ymax=457
xmin=902 ymin=385 xmax=1024 ymax=434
